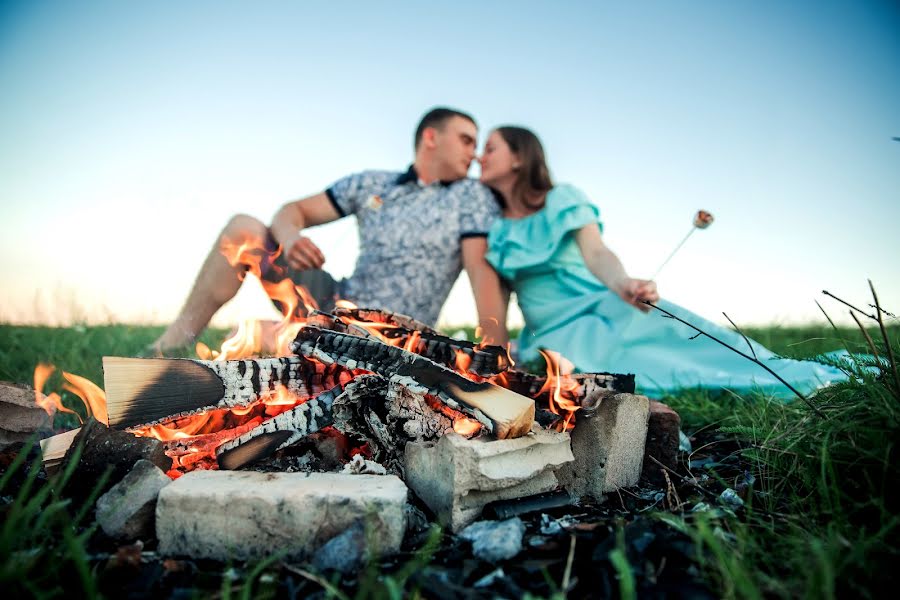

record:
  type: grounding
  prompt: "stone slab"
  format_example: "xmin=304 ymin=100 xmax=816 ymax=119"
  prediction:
xmin=556 ymin=393 xmax=650 ymax=500
xmin=404 ymin=426 xmax=573 ymax=532
xmin=156 ymin=471 xmax=408 ymax=561
xmin=96 ymin=459 xmax=171 ymax=540
xmin=0 ymin=382 xmax=53 ymax=435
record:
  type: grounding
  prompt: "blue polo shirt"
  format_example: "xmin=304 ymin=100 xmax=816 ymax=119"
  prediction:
xmin=325 ymin=165 xmax=500 ymax=325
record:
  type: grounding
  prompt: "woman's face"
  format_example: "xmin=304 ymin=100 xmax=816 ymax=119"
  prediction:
xmin=479 ymin=130 xmax=519 ymax=187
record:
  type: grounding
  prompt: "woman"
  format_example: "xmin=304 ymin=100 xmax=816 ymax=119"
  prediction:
xmin=479 ymin=126 xmax=847 ymax=397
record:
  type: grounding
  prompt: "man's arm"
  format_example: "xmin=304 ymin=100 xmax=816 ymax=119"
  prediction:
xmin=461 ymin=236 xmax=510 ymax=346
xmin=270 ymin=192 xmax=341 ymax=271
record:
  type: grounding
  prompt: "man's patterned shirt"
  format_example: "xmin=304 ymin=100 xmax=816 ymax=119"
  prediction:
xmin=325 ymin=165 xmax=500 ymax=325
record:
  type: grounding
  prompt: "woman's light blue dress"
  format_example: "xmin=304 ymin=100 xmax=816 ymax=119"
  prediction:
xmin=485 ymin=184 xmax=848 ymax=398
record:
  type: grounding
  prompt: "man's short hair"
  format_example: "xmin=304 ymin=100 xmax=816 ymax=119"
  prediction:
xmin=414 ymin=107 xmax=477 ymax=149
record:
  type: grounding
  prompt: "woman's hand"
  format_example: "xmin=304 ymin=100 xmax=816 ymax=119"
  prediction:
xmin=615 ymin=278 xmax=659 ymax=312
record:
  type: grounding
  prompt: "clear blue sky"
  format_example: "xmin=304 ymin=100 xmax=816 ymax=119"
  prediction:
xmin=1 ymin=0 xmax=898 ymax=328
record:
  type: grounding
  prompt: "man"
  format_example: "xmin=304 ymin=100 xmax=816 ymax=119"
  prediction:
xmin=151 ymin=107 xmax=508 ymax=354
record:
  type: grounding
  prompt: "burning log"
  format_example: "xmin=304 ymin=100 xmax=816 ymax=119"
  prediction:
xmin=500 ymin=369 xmax=636 ymax=401
xmin=215 ymin=381 xmax=346 ymax=470
xmin=331 ymin=306 xmax=437 ymax=334
xmin=308 ymin=310 xmax=511 ymax=377
xmin=293 ymin=327 xmax=535 ymax=439
xmin=103 ymin=356 xmax=353 ymax=429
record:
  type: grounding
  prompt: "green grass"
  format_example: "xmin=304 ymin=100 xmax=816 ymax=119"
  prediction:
xmin=1 ymin=319 xmax=897 ymax=598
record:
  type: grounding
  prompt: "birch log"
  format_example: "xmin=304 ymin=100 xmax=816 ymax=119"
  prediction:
xmin=103 ymin=356 xmax=352 ymax=429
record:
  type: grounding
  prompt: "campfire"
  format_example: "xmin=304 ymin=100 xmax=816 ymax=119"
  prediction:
xmin=64 ymin=302 xmax=633 ymax=479
xmin=31 ymin=235 xmax=653 ymax=561
xmin=36 ymin=227 xmax=635 ymax=479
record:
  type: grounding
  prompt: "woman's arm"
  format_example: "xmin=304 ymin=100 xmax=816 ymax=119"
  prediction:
xmin=575 ymin=223 xmax=659 ymax=311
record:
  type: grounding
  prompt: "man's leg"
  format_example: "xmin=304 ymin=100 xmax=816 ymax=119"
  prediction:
xmin=151 ymin=214 xmax=268 ymax=353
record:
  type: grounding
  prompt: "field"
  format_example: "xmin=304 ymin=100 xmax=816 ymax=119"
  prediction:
xmin=1 ymin=319 xmax=897 ymax=598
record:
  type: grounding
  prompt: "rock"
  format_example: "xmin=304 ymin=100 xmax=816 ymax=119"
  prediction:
xmin=95 ymin=459 xmax=171 ymax=540
xmin=556 ymin=393 xmax=650 ymax=500
xmin=156 ymin=471 xmax=408 ymax=561
xmin=717 ymin=488 xmax=744 ymax=511
xmin=459 ymin=518 xmax=526 ymax=562
xmin=59 ymin=418 xmax=172 ymax=501
xmin=641 ymin=400 xmax=682 ymax=483
xmin=404 ymin=426 xmax=573 ymax=532
xmin=312 ymin=521 xmax=367 ymax=574
xmin=342 ymin=453 xmax=387 ymax=475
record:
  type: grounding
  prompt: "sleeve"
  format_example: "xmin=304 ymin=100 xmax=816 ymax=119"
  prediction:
xmin=486 ymin=184 xmax=602 ymax=279
xmin=545 ymin=184 xmax=603 ymax=236
xmin=325 ymin=171 xmax=376 ymax=218
xmin=458 ymin=181 xmax=502 ymax=238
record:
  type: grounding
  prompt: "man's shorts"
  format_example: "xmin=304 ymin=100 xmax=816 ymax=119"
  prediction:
xmin=259 ymin=232 xmax=339 ymax=313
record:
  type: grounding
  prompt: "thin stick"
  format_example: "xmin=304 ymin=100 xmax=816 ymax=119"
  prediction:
xmin=644 ymin=301 xmax=825 ymax=418
xmin=868 ymin=304 xmax=896 ymax=318
xmin=869 ymin=280 xmax=900 ymax=398
xmin=561 ymin=534 xmax=576 ymax=594
xmin=723 ymin=312 xmax=757 ymax=360
xmin=281 ymin=563 xmax=351 ymax=600
xmin=647 ymin=455 xmax=717 ymax=500
xmin=815 ymin=300 xmax=858 ymax=365
xmin=849 ymin=310 xmax=880 ymax=363
xmin=822 ymin=290 xmax=876 ymax=321
xmin=651 ymin=227 xmax=695 ymax=280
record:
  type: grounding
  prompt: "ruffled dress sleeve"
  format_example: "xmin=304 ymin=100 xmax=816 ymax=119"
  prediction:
xmin=486 ymin=184 xmax=602 ymax=281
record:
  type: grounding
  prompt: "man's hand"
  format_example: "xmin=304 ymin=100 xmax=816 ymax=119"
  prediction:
xmin=284 ymin=234 xmax=326 ymax=271
xmin=616 ymin=278 xmax=660 ymax=312
xmin=270 ymin=192 xmax=340 ymax=271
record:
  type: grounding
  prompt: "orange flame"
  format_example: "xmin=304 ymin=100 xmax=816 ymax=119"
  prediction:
xmin=454 ymin=349 xmax=472 ymax=373
xmin=423 ymin=394 xmax=483 ymax=438
xmin=62 ymin=371 xmax=108 ymax=425
xmin=453 ymin=417 xmax=483 ymax=437
xmin=537 ymin=349 xmax=581 ymax=431
xmin=33 ymin=363 xmax=78 ymax=421
xmin=216 ymin=319 xmax=262 ymax=361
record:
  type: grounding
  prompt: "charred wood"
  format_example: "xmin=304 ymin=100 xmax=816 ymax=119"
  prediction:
xmin=308 ymin=311 xmax=511 ymax=377
xmin=58 ymin=418 xmax=172 ymax=501
xmin=215 ymin=381 xmax=346 ymax=470
xmin=330 ymin=307 xmax=438 ymax=334
xmin=292 ymin=327 xmax=534 ymax=439
xmin=500 ymin=369 xmax=636 ymax=401
xmin=331 ymin=375 xmax=457 ymax=475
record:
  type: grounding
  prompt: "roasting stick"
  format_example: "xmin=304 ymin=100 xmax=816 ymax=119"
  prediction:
xmin=650 ymin=210 xmax=715 ymax=280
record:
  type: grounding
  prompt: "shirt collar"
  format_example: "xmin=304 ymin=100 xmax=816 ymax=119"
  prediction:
xmin=395 ymin=164 xmax=454 ymax=187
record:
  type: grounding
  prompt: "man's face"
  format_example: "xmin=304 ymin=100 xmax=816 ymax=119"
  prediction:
xmin=432 ymin=116 xmax=478 ymax=181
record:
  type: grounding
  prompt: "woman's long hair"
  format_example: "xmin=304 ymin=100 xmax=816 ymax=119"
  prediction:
xmin=496 ymin=126 xmax=553 ymax=210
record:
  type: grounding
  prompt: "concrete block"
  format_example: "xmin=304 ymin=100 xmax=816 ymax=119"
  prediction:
xmin=404 ymin=426 xmax=573 ymax=532
xmin=156 ymin=471 xmax=408 ymax=561
xmin=95 ymin=459 xmax=171 ymax=540
xmin=556 ymin=393 xmax=650 ymax=500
